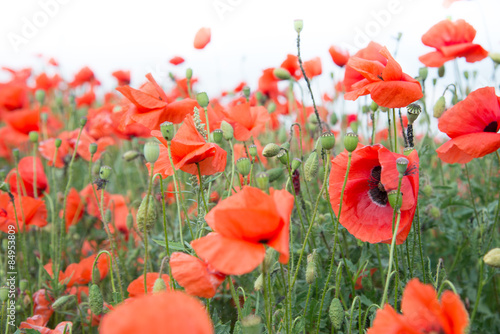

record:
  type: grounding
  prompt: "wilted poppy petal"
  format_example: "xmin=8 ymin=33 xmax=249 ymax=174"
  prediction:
xmin=194 ymin=27 xmax=211 ymax=49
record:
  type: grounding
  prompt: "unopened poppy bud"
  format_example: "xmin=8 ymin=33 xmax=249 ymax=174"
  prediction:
xmin=262 ymin=143 xmax=281 ymax=158
xmin=241 ymin=314 xmax=262 ymax=334
xmin=308 ymin=112 xmax=319 ymax=125
xmin=160 ymin=121 xmax=175 ymax=141
xmin=403 ymin=147 xmax=415 ymax=156
xmin=433 ymin=96 xmax=446 ymax=118
xmin=330 ymin=112 xmax=338 ymax=125
xmin=321 ymin=132 xmax=336 ymax=150
xmin=256 ymin=172 xmax=269 ymax=192
xmin=89 ymin=143 xmax=98 ymax=155
xmin=484 ymin=248 xmax=500 ymax=268
xmin=281 ymin=142 xmax=290 ymax=151
xmin=344 ymin=132 xmax=358 ymax=153
xmin=419 ymin=67 xmax=428 ymax=81
xmin=276 ymin=149 xmax=288 ymax=165
xmin=89 ymin=284 xmax=103 ymax=315
xmin=407 ymin=104 xmax=422 ymax=124
xmin=236 ymin=157 xmax=251 ymax=177
xmin=254 ymin=273 xmax=263 ymax=291
xmin=423 ymin=184 xmax=433 ymax=197
xmin=126 ymin=212 xmax=134 ymax=230
xmin=40 ymin=112 xmax=48 ymax=123
xmin=396 ymin=157 xmax=409 ymax=176
xmin=152 ymin=278 xmax=167 ymax=293
xmin=438 ymin=65 xmax=445 ymax=78
xmin=99 ymin=166 xmax=112 ymax=181
xmin=329 ymin=298 xmax=344 ymax=330
xmin=305 ymin=253 xmax=317 ymax=284
xmin=220 ymin=120 xmax=234 ymax=140
xmin=267 ymin=101 xmax=276 ymax=113
xmin=304 ymin=151 xmax=319 ymax=182
xmin=463 ymin=71 xmax=469 ymax=80
xmin=430 ymin=206 xmax=441 ymax=218
xmin=294 ymin=19 xmax=303 ymax=33
xmin=19 ymin=279 xmax=28 ymax=292
xmin=144 ymin=142 xmax=160 ymax=164
xmin=370 ymin=101 xmax=378 ymax=111
xmin=243 ymin=86 xmax=251 ymax=99
xmin=362 ymin=105 xmax=370 ymax=114
xmin=0 ymin=286 xmax=7 ymax=302
xmin=93 ymin=266 xmax=101 ymax=283
xmin=267 ymin=168 xmax=283 ymax=182
xmin=122 ymin=150 xmax=141 ymax=162
xmin=55 ymin=138 xmax=62 ymax=148
xmin=79 ymin=117 xmax=88 ymax=127
xmin=350 ymin=120 xmax=359 ymax=134
xmin=248 ymin=145 xmax=257 ymax=158
xmin=291 ymin=158 xmax=302 ymax=172
xmin=196 ymin=92 xmax=209 ymax=108
xmin=388 ymin=190 xmax=403 ymax=210
xmin=136 ymin=195 xmax=156 ymax=234
xmin=29 ymin=131 xmax=39 ymax=143
xmin=186 ymin=68 xmax=193 ymax=80
xmin=489 ymin=52 xmax=500 ymax=65
xmin=273 ymin=68 xmax=291 ymax=80
xmin=52 ymin=295 xmax=75 ymax=310
xmin=105 ymin=209 xmax=112 ymax=223
xmin=92 ymin=161 xmax=101 ymax=177
xmin=432 ymin=78 xmax=437 ymax=86
xmin=261 ymin=248 xmax=274 ymax=272
xmin=0 ymin=182 xmax=9 ymax=192
xmin=212 ymin=129 xmax=223 ymax=144
xmin=35 ymin=89 xmax=46 ymax=104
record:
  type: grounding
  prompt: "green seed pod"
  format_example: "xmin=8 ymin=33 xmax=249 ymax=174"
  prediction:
xmin=267 ymin=168 xmax=284 ymax=183
xmin=370 ymin=101 xmax=378 ymax=112
xmin=330 ymin=112 xmax=338 ymax=125
xmin=291 ymin=158 xmax=302 ymax=172
xmin=0 ymin=182 xmax=9 ymax=193
xmin=350 ymin=120 xmax=359 ymax=134
xmin=262 ymin=143 xmax=281 ymax=158
xmin=99 ymin=166 xmax=112 ymax=181
xmin=248 ymin=145 xmax=258 ymax=158
xmin=396 ymin=157 xmax=409 ymax=176
xmin=403 ymin=147 xmax=415 ymax=156
xmin=305 ymin=253 xmax=317 ymax=284
xmin=484 ymin=248 xmax=500 ymax=268
xmin=40 ymin=112 xmax=48 ymax=123
xmin=79 ymin=117 xmax=88 ymax=127
xmin=220 ymin=120 xmax=234 ymax=140
xmin=276 ymin=149 xmax=288 ymax=165
xmin=160 ymin=121 xmax=175 ymax=141
xmin=196 ymin=92 xmax=209 ymax=108
xmin=304 ymin=151 xmax=319 ymax=182
xmin=52 ymin=295 xmax=75 ymax=311
xmin=241 ymin=314 xmax=262 ymax=334
xmin=406 ymin=103 xmax=422 ymax=124
xmin=144 ymin=141 xmax=160 ymax=164
xmin=256 ymin=172 xmax=269 ymax=192
xmin=136 ymin=195 xmax=157 ymax=234
xmin=89 ymin=284 xmax=103 ymax=315
xmin=55 ymin=138 xmax=62 ymax=148
xmin=267 ymin=101 xmax=276 ymax=113
xmin=294 ymin=19 xmax=303 ymax=33
xmin=19 ymin=279 xmax=28 ymax=292
xmin=152 ymin=278 xmax=167 ymax=293
xmin=254 ymin=273 xmax=263 ymax=291
xmin=35 ymin=89 xmax=46 ymax=104
xmin=329 ymin=298 xmax=344 ymax=330
xmin=438 ymin=65 xmax=445 ymax=78
xmin=419 ymin=67 xmax=428 ymax=81
xmin=212 ymin=129 xmax=223 ymax=144
xmin=122 ymin=150 xmax=141 ymax=162
xmin=388 ymin=190 xmax=403 ymax=210
xmin=186 ymin=68 xmax=193 ymax=80
xmin=89 ymin=143 xmax=98 ymax=155
xmin=29 ymin=131 xmax=39 ymax=143
xmin=343 ymin=132 xmax=358 ymax=153
xmin=236 ymin=157 xmax=251 ymax=177
xmin=430 ymin=206 xmax=441 ymax=219
xmin=243 ymin=86 xmax=251 ymax=99
xmin=433 ymin=96 xmax=446 ymax=118
xmin=0 ymin=286 xmax=8 ymax=302
xmin=423 ymin=184 xmax=432 ymax=197
xmin=105 ymin=209 xmax=112 ymax=223
xmin=273 ymin=67 xmax=292 ymax=80
xmin=321 ymin=132 xmax=336 ymax=150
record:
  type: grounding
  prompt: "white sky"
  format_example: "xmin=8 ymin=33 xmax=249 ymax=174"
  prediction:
xmin=1 ymin=0 xmax=499 ymax=98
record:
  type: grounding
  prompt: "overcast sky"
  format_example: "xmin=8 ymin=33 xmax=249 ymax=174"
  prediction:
xmin=1 ymin=0 xmax=499 ymax=97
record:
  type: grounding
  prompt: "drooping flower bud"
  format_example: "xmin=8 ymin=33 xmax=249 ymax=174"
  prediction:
xmin=343 ymin=132 xmax=358 ymax=153
xmin=267 ymin=168 xmax=283 ymax=183
xmin=236 ymin=157 xmax=251 ymax=177
xmin=196 ymin=92 xmax=209 ymax=108
xmin=160 ymin=121 xmax=175 ymax=141
xmin=152 ymin=278 xmax=167 ymax=293
xmin=126 ymin=212 xmax=134 ymax=230
xmin=79 ymin=117 xmax=88 ymax=127
xmin=433 ymin=96 xmax=446 ymax=118
xmin=430 ymin=206 xmax=441 ymax=218
xmin=52 ymin=295 xmax=75 ymax=310
xmin=144 ymin=141 xmax=160 ymax=164
xmin=89 ymin=284 xmax=103 ymax=315
xmin=267 ymin=101 xmax=276 ymax=113
xmin=329 ymin=298 xmax=344 ymax=331
xmin=305 ymin=252 xmax=317 ymax=284
xmin=122 ymin=150 xmax=141 ymax=162
xmin=484 ymin=248 xmax=500 ymax=268
xmin=0 ymin=286 xmax=8 ymax=302
xmin=330 ymin=112 xmax=338 ymax=125
xmin=262 ymin=143 xmax=281 ymax=158
xmin=19 ymin=279 xmax=28 ymax=292
xmin=136 ymin=195 xmax=157 ymax=234
xmin=273 ymin=68 xmax=291 ymax=80
xmin=291 ymin=158 xmax=302 ymax=172
xmin=304 ymin=151 xmax=319 ymax=182
xmin=220 ymin=120 xmax=234 ymax=140
xmin=254 ymin=273 xmax=263 ymax=291
xmin=438 ymin=65 xmax=445 ymax=78
xmin=99 ymin=166 xmax=112 ymax=181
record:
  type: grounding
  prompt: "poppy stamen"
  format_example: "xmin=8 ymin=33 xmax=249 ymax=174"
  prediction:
xmin=367 ymin=166 xmax=389 ymax=207
xmin=484 ymin=121 xmax=498 ymax=133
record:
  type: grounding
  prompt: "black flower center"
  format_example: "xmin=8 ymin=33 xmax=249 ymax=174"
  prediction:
xmin=367 ymin=166 xmax=388 ymax=206
xmin=484 ymin=121 xmax=498 ymax=133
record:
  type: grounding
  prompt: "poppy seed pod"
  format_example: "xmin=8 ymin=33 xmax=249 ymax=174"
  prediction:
xmin=419 ymin=67 xmax=428 ymax=81
xmin=490 ymin=52 xmax=500 ymax=64
xmin=19 ymin=279 xmax=28 ymax=292
xmin=212 ymin=129 xmax=223 ymax=144
xmin=370 ymin=101 xmax=378 ymax=112
xmin=89 ymin=143 xmax=98 ymax=155
xmin=276 ymin=149 xmax=288 ymax=165
xmin=321 ymin=132 xmax=336 ymax=150
xmin=291 ymin=158 xmax=302 ymax=172
xmin=423 ymin=184 xmax=433 ymax=197
xmin=406 ymin=104 xmax=422 ymax=124
xmin=79 ymin=117 xmax=88 ymax=127
xmin=153 ymin=278 xmax=167 ymax=293
xmin=196 ymin=92 xmax=209 ymax=108
xmin=89 ymin=284 xmax=103 ymax=315
xmin=388 ymin=190 xmax=403 ymax=210
xmin=40 ymin=112 xmax=48 ymax=122
xmin=483 ymin=248 xmax=500 ymax=268
xmin=396 ymin=157 xmax=409 ymax=176
xmin=55 ymin=138 xmax=62 ymax=148
xmin=304 ymin=151 xmax=319 ymax=182
xmin=343 ymin=132 xmax=358 ymax=153
xmin=144 ymin=142 xmax=160 ymax=164
xmin=262 ymin=143 xmax=281 ymax=158
xmin=99 ymin=166 xmax=112 ymax=181
xmin=430 ymin=206 xmax=441 ymax=218
xmin=29 ymin=131 xmax=39 ymax=143
xmin=248 ymin=145 xmax=257 ymax=158
xmin=255 ymin=172 xmax=269 ymax=192
xmin=35 ymin=89 xmax=45 ymax=104
xmin=160 ymin=121 xmax=175 ymax=141
xmin=220 ymin=120 xmax=234 ymax=140
xmin=294 ymin=19 xmax=303 ymax=33
xmin=330 ymin=112 xmax=338 ymax=125
xmin=273 ymin=67 xmax=292 ymax=80
xmin=403 ymin=147 xmax=415 ymax=156
xmin=267 ymin=168 xmax=283 ymax=183
xmin=329 ymin=298 xmax=344 ymax=331
xmin=438 ymin=65 xmax=445 ymax=77
xmin=236 ymin=157 xmax=251 ymax=177
xmin=186 ymin=68 xmax=193 ymax=80
xmin=136 ymin=195 xmax=156 ymax=234
xmin=433 ymin=96 xmax=446 ymax=118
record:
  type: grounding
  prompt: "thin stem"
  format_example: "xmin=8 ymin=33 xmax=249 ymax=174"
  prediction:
xmin=197 ymin=163 xmax=209 ymax=214
xmin=142 ymin=163 xmax=155 ymax=294
xmin=464 ymin=163 xmax=480 ymax=224
xmin=470 ymin=259 xmax=484 ymax=324
xmin=392 ymin=108 xmax=398 ymax=152
xmin=228 ymin=276 xmax=242 ymax=321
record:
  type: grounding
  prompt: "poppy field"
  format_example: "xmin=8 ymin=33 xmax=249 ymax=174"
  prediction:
xmin=1 ymin=8 xmax=500 ymax=334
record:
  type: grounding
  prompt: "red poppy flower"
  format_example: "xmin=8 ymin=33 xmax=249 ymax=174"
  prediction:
xmin=6 ymin=156 xmax=48 ymax=198
xmin=60 ymin=188 xmax=84 ymax=230
xmin=258 ymin=68 xmax=279 ymax=98
xmin=194 ymin=27 xmax=211 ymax=49
xmin=344 ymin=42 xmax=387 ymax=92
xmin=367 ymin=279 xmax=469 ymax=334
xmin=436 ymin=87 xmax=500 ymax=163
xmin=117 ymin=73 xmax=198 ymax=130
xmin=76 ymin=88 xmax=96 ymax=108
xmin=112 ymin=70 xmax=131 ymax=86
xmin=150 ymin=114 xmax=227 ymax=177
xmin=191 ymin=186 xmax=294 ymax=275
xmin=280 ymin=54 xmax=302 ymax=80
xmin=419 ymin=19 xmax=488 ymax=68
xmin=127 ymin=273 xmax=170 ymax=297
xmin=32 ymin=289 xmax=54 ymax=324
xmin=69 ymin=66 xmax=100 ymax=88
xmin=0 ymin=192 xmax=48 ymax=233
xmin=34 ymin=73 xmax=61 ymax=92
xmin=100 ymin=291 xmax=214 ymax=334
xmin=224 ymin=101 xmax=270 ymax=142
xmin=169 ymin=56 xmax=185 ymax=65
xmin=19 ymin=315 xmax=71 ymax=334
xmin=329 ymin=144 xmax=419 ymax=244
xmin=344 ymin=46 xmax=423 ymax=108
xmin=170 ymin=252 xmax=226 ymax=298
xmin=0 ymin=81 xmax=29 ymax=113
xmin=303 ymin=57 xmax=322 ymax=79
xmin=45 ymin=254 xmax=109 ymax=288
xmin=329 ymin=45 xmax=350 ymax=67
